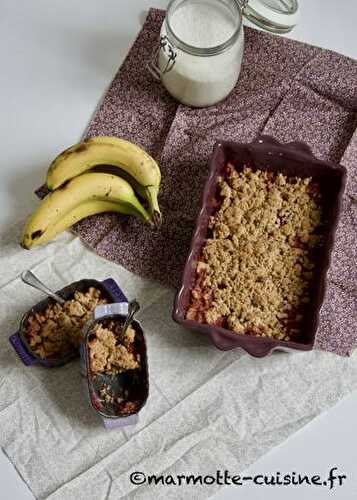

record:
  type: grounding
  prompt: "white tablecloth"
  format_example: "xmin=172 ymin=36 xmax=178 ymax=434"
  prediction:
xmin=0 ymin=221 xmax=356 ymax=499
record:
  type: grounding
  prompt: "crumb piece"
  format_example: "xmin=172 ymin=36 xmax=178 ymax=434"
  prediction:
xmin=99 ymin=384 xmax=115 ymax=405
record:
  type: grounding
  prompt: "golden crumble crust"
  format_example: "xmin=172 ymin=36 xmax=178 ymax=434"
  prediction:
xmin=186 ymin=165 xmax=323 ymax=341
xmin=24 ymin=287 xmax=108 ymax=358
xmin=88 ymin=321 xmax=139 ymax=374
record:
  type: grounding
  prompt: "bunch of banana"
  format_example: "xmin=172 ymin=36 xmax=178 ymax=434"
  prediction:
xmin=21 ymin=136 xmax=162 ymax=249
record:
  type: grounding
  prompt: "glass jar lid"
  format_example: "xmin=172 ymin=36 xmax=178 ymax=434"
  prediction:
xmin=241 ymin=0 xmax=300 ymax=33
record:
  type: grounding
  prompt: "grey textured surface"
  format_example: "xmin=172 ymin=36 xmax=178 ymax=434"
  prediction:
xmin=1 ymin=232 xmax=357 ymax=499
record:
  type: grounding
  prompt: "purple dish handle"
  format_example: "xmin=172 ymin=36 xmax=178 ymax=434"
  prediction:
xmin=9 ymin=332 xmax=38 ymax=366
xmin=102 ymin=278 xmax=127 ymax=303
xmin=102 ymin=414 xmax=139 ymax=429
xmin=251 ymin=135 xmax=315 ymax=158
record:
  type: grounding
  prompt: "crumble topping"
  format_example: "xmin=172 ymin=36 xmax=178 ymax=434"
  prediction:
xmin=24 ymin=287 xmax=108 ymax=358
xmin=88 ymin=320 xmax=139 ymax=375
xmin=99 ymin=384 xmax=126 ymax=405
xmin=186 ymin=165 xmax=324 ymax=341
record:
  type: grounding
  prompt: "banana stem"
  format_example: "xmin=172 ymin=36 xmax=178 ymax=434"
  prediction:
xmin=152 ymin=211 xmax=161 ymax=229
xmin=145 ymin=186 xmax=162 ymax=227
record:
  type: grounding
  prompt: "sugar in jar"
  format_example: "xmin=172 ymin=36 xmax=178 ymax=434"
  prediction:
xmin=149 ymin=0 xmax=244 ymax=108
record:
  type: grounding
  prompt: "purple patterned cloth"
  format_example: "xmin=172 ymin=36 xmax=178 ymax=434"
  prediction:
xmin=37 ymin=8 xmax=357 ymax=355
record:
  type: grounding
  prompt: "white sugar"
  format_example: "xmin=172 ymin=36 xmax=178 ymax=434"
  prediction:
xmin=170 ymin=0 xmax=237 ymax=48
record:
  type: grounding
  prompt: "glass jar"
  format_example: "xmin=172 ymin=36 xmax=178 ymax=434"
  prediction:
xmin=151 ymin=0 xmax=244 ymax=108
xmin=148 ymin=0 xmax=299 ymax=108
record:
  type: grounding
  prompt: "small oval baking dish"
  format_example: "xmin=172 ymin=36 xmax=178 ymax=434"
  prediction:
xmin=81 ymin=306 xmax=149 ymax=426
xmin=10 ymin=278 xmax=123 ymax=367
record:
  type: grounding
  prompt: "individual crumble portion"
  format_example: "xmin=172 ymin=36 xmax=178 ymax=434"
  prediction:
xmin=186 ymin=165 xmax=324 ymax=341
xmin=24 ymin=287 xmax=108 ymax=358
xmin=88 ymin=320 xmax=140 ymax=375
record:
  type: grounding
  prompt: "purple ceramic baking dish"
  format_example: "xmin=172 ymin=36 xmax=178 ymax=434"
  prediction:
xmin=9 ymin=278 xmax=126 ymax=367
xmin=173 ymin=135 xmax=346 ymax=357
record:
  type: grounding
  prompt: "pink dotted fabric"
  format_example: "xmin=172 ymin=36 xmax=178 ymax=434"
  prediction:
xmin=37 ymin=9 xmax=357 ymax=355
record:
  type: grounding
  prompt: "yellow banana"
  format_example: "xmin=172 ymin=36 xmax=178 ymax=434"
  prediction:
xmin=22 ymin=172 xmax=150 ymax=249
xmin=46 ymin=136 xmax=161 ymax=225
xmin=25 ymin=200 xmax=143 ymax=248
